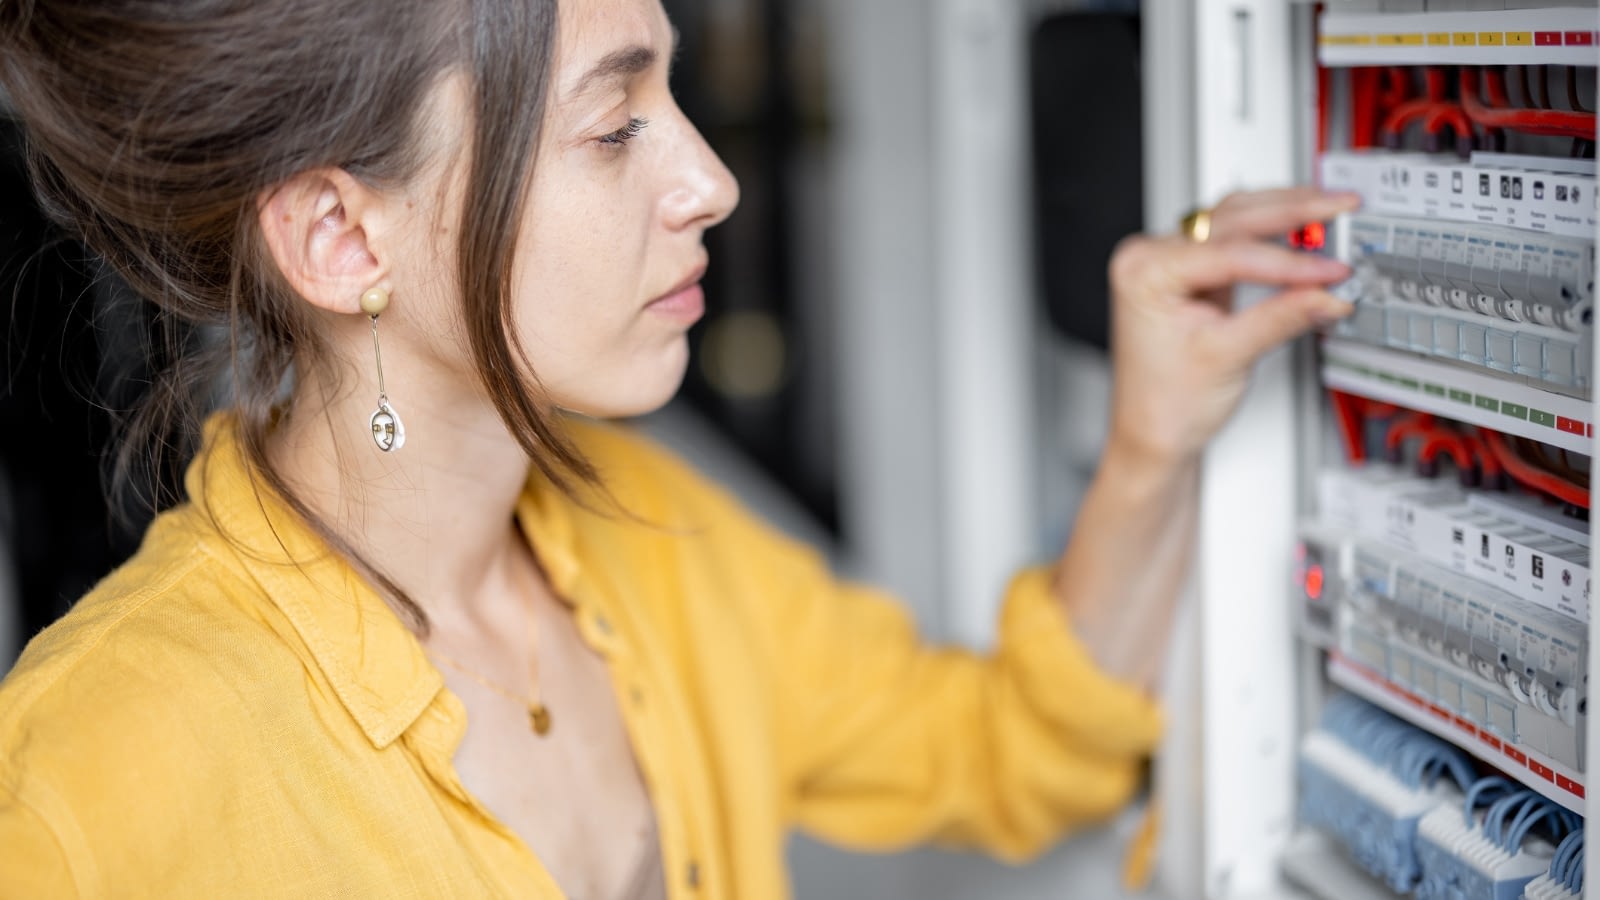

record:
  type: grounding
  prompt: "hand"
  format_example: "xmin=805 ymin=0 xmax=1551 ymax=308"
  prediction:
xmin=1106 ymin=188 xmax=1360 ymax=468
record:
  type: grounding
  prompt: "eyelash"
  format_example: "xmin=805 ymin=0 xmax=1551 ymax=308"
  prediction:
xmin=599 ymin=117 xmax=650 ymax=148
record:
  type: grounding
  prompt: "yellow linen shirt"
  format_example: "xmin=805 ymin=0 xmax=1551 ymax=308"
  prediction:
xmin=0 ymin=415 xmax=1162 ymax=898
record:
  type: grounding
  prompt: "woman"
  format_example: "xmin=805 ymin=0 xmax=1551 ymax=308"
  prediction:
xmin=0 ymin=0 xmax=1357 ymax=896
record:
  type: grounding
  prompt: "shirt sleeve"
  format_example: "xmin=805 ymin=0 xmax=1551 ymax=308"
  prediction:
xmin=590 ymin=422 xmax=1166 ymax=863
xmin=0 ymin=782 xmax=80 ymax=896
xmin=761 ymin=549 xmax=1164 ymax=862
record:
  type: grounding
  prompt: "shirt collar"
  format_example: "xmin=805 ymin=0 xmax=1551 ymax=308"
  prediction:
xmin=184 ymin=413 xmax=585 ymax=749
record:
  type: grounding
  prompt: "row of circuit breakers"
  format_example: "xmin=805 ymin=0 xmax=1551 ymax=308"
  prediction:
xmin=1324 ymin=152 xmax=1596 ymax=395
xmin=1302 ymin=466 xmax=1588 ymax=772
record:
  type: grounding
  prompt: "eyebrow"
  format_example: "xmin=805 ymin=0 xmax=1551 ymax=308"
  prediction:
xmin=563 ymin=28 xmax=681 ymax=104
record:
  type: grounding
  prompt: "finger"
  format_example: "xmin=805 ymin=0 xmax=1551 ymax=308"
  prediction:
xmin=1121 ymin=236 xmax=1351 ymax=297
xmin=1207 ymin=287 xmax=1353 ymax=369
xmin=1209 ymin=189 xmax=1361 ymax=242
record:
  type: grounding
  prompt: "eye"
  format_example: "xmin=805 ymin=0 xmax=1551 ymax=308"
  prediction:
xmin=598 ymin=117 xmax=650 ymax=148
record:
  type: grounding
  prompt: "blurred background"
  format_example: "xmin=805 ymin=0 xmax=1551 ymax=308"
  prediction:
xmin=0 ymin=0 xmax=1149 ymax=895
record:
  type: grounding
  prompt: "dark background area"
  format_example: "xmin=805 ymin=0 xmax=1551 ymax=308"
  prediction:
xmin=0 ymin=118 xmax=149 ymax=642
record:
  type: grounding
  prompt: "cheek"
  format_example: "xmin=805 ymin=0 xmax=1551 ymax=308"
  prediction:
xmin=512 ymin=161 xmax=652 ymax=351
xmin=495 ymin=147 xmax=694 ymax=416
xmin=515 ymin=261 xmax=700 ymax=419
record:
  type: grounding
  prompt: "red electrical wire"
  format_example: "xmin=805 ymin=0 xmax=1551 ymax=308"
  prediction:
xmin=1486 ymin=67 xmax=1512 ymax=107
xmin=1425 ymin=67 xmax=1447 ymax=101
xmin=1382 ymin=67 xmax=1445 ymax=134
xmin=1423 ymin=104 xmax=1476 ymax=155
xmin=1461 ymin=67 xmax=1595 ymax=140
xmin=1350 ymin=67 xmax=1380 ymax=148
xmin=1479 ymin=429 xmax=1590 ymax=508
xmin=1328 ymin=390 xmax=1367 ymax=462
xmin=1458 ymin=432 xmax=1504 ymax=481
xmin=1384 ymin=413 xmax=1438 ymax=458
xmin=1317 ymin=67 xmax=1330 ymax=156
xmin=1380 ymin=67 xmax=1475 ymax=153
xmin=1382 ymin=99 xmax=1439 ymax=137
xmin=1381 ymin=66 xmax=1412 ymax=112
xmin=1417 ymin=431 xmax=1475 ymax=472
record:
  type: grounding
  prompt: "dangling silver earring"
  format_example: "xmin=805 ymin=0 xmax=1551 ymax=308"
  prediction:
xmin=360 ymin=286 xmax=406 ymax=452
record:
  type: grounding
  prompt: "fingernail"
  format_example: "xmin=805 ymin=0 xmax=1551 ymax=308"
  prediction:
xmin=1312 ymin=300 xmax=1355 ymax=326
xmin=1327 ymin=191 xmax=1362 ymax=209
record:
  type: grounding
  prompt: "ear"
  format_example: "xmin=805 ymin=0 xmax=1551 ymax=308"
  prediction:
xmin=257 ymin=168 xmax=392 ymax=315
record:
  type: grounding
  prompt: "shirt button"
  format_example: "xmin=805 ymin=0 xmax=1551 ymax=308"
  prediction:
xmin=594 ymin=614 xmax=614 ymax=635
xmin=630 ymin=685 xmax=645 ymax=706
xmin=686 ymin=861 xmax=701 ymax=889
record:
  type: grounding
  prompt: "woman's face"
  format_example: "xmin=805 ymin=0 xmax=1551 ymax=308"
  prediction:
xmin=400 ymin=0 xmax=739 ymax=420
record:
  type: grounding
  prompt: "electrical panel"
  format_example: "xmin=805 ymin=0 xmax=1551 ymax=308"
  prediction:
xmin=1271 ymin=3 xmax=1598 ymax=897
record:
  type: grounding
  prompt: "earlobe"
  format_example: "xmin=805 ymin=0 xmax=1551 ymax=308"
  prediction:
xmin=256 ymin=168 xmax=390 ymax=315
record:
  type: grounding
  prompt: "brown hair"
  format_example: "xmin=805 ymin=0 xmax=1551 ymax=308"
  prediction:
xmin=0 ymin=0 xmax=597 ymax=632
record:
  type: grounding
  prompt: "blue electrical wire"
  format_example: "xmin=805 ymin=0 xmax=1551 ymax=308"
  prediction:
xmin=1556 ymin=808 xmax=1582 ymax=834
xmin=1566 ymin=832 xmax=1584 ymax=894
xmin=1504 ymin=798 xmax=1564 ymax=854
xmin=1551 ymin=830 xmax=1582 ymax=891
xmin=1502 ymin=794 xmax=1549 ymax=849
xmin=1412 ymin=738 xmax=1475 ymax=790
xmin=1485 ymin=791 xmax=1537 ymax=848
xmin=1463 ymin=776 xmax=1514 ymax=827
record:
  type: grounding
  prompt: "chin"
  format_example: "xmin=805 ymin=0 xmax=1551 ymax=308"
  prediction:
xmin=559 ymin=342 xmax=690 ymax=420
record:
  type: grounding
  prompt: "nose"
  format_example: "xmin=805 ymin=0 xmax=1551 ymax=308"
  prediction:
xmin=660 ymin=107 xmax=740 ymax=233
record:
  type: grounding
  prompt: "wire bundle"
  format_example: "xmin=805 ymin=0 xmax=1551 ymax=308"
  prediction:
xmin=1528 ymin=829 xmax=1586 ymax=898
xmin=1301 ymin=695 xmax=1478 ymax=892
xmin=1415 ymin=776 xmax=1580 ymax=899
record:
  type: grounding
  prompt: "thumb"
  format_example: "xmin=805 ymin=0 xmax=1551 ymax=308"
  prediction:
xmin=1213 ymin=288 xmax=1352 ymax=369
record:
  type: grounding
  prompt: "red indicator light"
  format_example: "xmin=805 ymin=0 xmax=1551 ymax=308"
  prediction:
xmin=1305 ymin=564 xmax=1325 ymax=601
xmin=1299 ymin=222 xmax=1326 ymax=251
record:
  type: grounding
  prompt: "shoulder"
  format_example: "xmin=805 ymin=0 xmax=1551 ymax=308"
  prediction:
xmin=0 ymin=505 xmax=298 ymax=794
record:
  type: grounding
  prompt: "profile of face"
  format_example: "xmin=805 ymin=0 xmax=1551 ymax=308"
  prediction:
xmin=386 ymin=0 xmax=740 ymax=422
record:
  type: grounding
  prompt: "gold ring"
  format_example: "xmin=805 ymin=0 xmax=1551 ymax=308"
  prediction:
xmin=1179 ymin=207 xmax=1213 ymax=243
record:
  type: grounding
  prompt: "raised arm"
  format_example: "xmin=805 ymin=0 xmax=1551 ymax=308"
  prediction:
xmin=1054 ymin=188 xmax=1359 ymax=693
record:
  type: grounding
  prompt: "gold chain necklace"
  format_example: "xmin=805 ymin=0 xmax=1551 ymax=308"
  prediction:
xmin=425 ymin=571 xmax=552 ymax=736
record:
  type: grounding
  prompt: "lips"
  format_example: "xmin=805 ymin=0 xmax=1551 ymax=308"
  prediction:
xmin=644 ymin=261 xmax=709 ymax=323
xmin=649 ymin=262 xmax=708 ymax=307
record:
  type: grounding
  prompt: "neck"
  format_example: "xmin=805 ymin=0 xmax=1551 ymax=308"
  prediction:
xmin=269 ymin=355 xmax=534 ymax=633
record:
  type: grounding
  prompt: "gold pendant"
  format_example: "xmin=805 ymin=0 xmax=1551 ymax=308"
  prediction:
xmin=528 ymin=703 xmax=552 ymax=736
